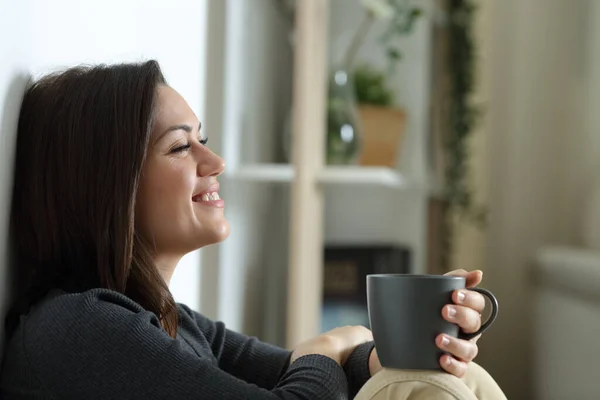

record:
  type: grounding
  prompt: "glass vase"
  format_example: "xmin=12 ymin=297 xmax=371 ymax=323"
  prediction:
xmin=281 ymin=67 xmax=362 ymax=165
xmin=326 ymin=67 xmax=361 ymax=165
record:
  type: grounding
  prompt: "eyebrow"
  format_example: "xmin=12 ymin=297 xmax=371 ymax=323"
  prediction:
xmin=156 ymin=121 xmax=202 ymax=143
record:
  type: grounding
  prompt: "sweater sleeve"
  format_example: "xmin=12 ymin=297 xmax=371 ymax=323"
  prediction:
xmin=179 ymin=304 xmax=292 ymax=390
xmin=22 ymin=291 xmax=350 ymax=400
xmin=344 ymin=341 xmax=375 ymax=397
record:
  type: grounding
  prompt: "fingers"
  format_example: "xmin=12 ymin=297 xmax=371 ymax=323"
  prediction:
xmin=437 ymin=334 xmax=478 ymax=378
xmin=311 ymin=325 xmax=373 ymax=365
xmin=465 ymin=270 xmax=483 ymax=288
xmin=444 ymin=269 xmax=468 ymax=277
xmin=440 ymin=354 xmax=469 ymax=378
xmin=369 ymin=347 xmax=383 ymax=376
xmin=453 ymin=289 xmax=486 ymax=314
xmin=353 ymin=325 xmax=374 ymax=342
xmin=436 ymin=334 xmax=479 ymax=362
xmin=326 ymin=325 xmax=373 ymax=345
xmin=438 ymin=271 xmax=484 ymax=379
xmin=442 ymin=304 xmax=481 ymax=334
xmin=444 ymin=269 xmax=483 ymax=288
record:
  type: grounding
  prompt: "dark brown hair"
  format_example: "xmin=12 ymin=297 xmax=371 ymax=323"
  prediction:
xmin=9 ymin=60 xmax=178 ymax=337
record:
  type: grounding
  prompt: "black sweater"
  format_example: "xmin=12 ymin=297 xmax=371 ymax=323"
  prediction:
xmin=0 ymin=289 xmax=374 ymax=399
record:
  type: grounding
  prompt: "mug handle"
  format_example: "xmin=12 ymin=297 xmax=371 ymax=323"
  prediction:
xmin=458 ymin=287 xmax=499 ymax=340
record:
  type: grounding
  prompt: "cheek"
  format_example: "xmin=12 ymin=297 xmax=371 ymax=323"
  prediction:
xmin=154 ymin=165 xmax=195 ymax=200
xmin=136 ymin=162 xmax=196 ymax=227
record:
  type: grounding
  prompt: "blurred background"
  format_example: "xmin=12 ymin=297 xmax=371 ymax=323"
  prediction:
xmin=1 ymin=0 xmax=599 ymax=399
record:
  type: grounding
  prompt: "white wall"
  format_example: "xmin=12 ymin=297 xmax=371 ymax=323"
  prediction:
xmin=0 ymin=0 xmax=30 ymax=356
xmin=0 ymin=0 xmax=210 ymax=348
xmin=214 ymin=0 xmax=293 ymax=340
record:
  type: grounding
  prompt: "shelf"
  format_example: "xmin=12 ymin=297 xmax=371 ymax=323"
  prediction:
xmin=227 ymin=164 xmax=294 ymax=182
xmin=318 ymin=166 xmax=408 ymax=187
xmin=228 ymin=163 xmax=410 ymax=188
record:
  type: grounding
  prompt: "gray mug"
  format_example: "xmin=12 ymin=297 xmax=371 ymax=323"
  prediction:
xmin=366 ymin=274 xmax=499 ymax=371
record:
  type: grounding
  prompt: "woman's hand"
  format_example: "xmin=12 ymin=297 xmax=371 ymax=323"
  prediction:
xmin=368 ymin=347 xmax=383 ymax=376
xmin=437 ymin=269 xmax=486 ymax=377
xmin=290 ymin=325 xmax=373 ymax=366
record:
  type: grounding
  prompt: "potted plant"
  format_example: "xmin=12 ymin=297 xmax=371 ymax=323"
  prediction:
xmin=277 ymin=0 xmax=422 ymax=165
xmin=326 ymin=0 xmax=422 ymax=165
xmin=352 ymin=65 xmax=406 ymax=167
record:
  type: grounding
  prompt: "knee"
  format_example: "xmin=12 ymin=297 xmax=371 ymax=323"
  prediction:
xmin=354 ymin=363 xmax=506 ymax=400
xmin=461 ymin=362 xmax=507 ymax=400
xmin=355 ymin=368 xmax=477 ymax=400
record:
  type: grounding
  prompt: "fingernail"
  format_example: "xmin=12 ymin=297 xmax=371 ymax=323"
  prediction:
xmin=445 ymin=357 xmax=452 ymax=366
xmin=447 ymin=306 xmax=457 ymax=318
xmin=441 ymin=336 xmax=450 ymax=347
xmin=457 ymin=291 xmax=466 ymax=303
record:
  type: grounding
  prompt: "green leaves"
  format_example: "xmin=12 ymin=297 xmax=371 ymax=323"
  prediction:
xmin=349 ymin=1 xmax=422 ymax=104
xmin=353 ymin=65 xmax=395 ymax=106
xmin=387 ymin=48 xmax=402 ymax=61
xmin=378 ymin=2 xmax=423 ymax=72
xmin=441 ymin=0 xmax=488 ymax=268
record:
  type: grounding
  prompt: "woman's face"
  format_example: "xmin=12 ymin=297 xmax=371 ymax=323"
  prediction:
xmin=135 ymin=85 xmax=229 ymax=259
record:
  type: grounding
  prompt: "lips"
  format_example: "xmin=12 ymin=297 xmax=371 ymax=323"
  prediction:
xmin=192 ymin=183 xmax=221 ymax=203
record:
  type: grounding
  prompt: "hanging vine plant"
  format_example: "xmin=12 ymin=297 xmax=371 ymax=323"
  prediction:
xmin=441 ymin=0 xmax=487 ymax=268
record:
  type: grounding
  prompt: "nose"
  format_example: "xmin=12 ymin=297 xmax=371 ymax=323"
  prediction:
xmin=197 ymin=147 xmax=225 ymax=177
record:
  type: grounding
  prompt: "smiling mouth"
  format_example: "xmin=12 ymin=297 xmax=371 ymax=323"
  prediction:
xmin=192 ymin=192 xmax=221 ymax=202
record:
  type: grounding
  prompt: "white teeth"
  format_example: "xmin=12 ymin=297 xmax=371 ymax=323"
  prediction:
xmin=196 ymin=192 xmax=220 ymax=202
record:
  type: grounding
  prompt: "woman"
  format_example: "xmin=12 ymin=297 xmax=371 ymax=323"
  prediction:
xmin=0 ymin=61 xmax=504 ymax=399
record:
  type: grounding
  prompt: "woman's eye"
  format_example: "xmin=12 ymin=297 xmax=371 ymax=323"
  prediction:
xmin=171 ymin=143 xmax=191 ymax=153
xmin=170 ymin=137 xmax=207 ymax=153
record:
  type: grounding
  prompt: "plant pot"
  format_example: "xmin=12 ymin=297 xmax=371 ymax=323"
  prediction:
xmin=357 ymin=105 xmax=406 ymax=167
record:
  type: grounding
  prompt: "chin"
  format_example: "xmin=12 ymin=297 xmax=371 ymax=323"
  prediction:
xmin=212 ymin=221 xmax=231 ymax=244
xmin=200 ymin=221 xmax=231 ymax=247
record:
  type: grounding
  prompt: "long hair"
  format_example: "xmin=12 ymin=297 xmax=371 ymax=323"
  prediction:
xmin=8 ymin=60 xmax=178 ymax=337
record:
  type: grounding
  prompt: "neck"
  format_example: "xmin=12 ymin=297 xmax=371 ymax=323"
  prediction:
xmin=153 ymin=254 xmax=182 ymax=286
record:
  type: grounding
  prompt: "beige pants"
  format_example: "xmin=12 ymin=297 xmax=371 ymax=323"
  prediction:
xmin=355 ymin=362 xmax=507 ymax=400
